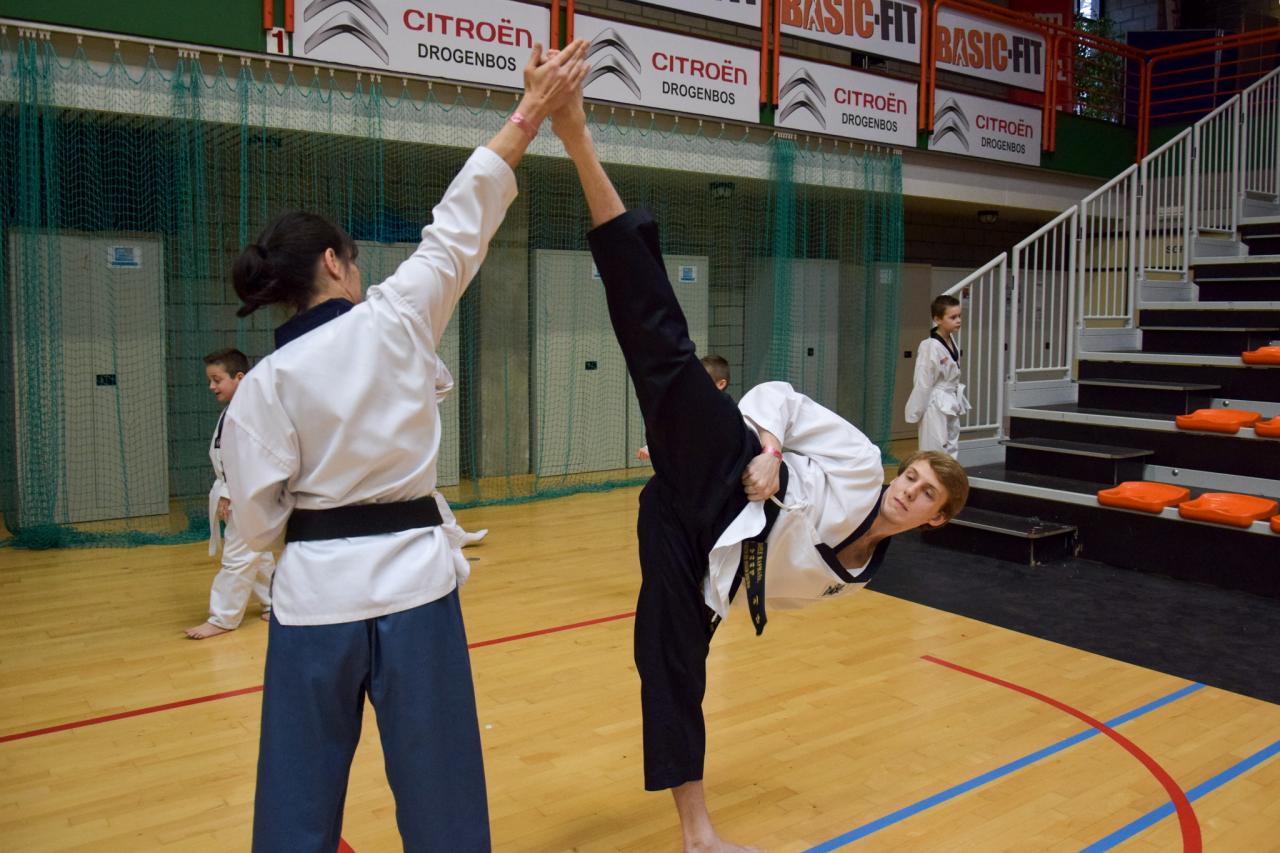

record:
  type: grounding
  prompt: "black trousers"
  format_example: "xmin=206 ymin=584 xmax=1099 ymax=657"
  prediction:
xmin=589 ymin=210 xmax=760 ymax=791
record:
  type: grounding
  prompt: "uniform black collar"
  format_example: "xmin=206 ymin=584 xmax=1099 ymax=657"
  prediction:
xmin=815 ymin=484 xmax=893 ymax=584
xmin=274 ymin=298 xmax=355 ymax=349
xmin=930 ymin=327 xmax=959 ymax=364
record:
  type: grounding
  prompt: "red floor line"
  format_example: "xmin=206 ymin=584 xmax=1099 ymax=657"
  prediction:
xmin=467 ymin=610 xmax=635 ymax=648
xmin=921 ymin=654 xmax=1202 ymax=853
xmin=0 ymin=685 xmax=265 ymax=744
xmin=337 ymin=839 xmax=356 ymax=853
xmin=0 ymin=611 xmax=636 ymax=744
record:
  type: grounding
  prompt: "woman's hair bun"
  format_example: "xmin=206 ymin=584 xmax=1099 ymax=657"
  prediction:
xmin=232 ymin=243 xmax=275 ymax=318
xmin=230 ymin=212 xmax=355 ymax=319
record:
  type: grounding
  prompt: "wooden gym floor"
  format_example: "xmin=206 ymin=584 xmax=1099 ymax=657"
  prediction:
xmin=2 ymin=486 xmax=1278 ymax=851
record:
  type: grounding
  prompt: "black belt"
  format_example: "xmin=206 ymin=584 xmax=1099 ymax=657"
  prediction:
xmin=285 ymin=495 xmax=443 ymax=542
xmin=712 ymin=462 xmax=788 ymax=637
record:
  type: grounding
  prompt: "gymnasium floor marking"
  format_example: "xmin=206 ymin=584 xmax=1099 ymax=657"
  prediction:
xmin=468 ymin=610 xmax=635 ymax=648
xmin=924 ymin=655 xmax=1201 ymax=852
xmin=803 ymin=664 xmax=1206 ymax=853
xmin=7 ymin=597 xmax=1276 ymax=852
xmin=1080 ymin=736 xmax=1280 ymax=852
xmin=0 ymin=609 xmax=636 ymax=743
xmin=0 ymin=685 xmax=265 ymax=744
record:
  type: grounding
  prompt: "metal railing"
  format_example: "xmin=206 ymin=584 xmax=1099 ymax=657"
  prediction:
xmin=947 ymin=255 xmax=1007 ymax=433
xmin=1242 ymin=70 xmax=1280 ymax=202
xmin=1078 ymin=165 xmax=1139 ymax=323
xmin=1192 ymin=99 xmax=1241 ymax=236
xmin=1011 ymin=208 xmax=1077 ymax=380
xmin=948 ymin=65 xmax=1280 ymax=442
xmin=1139 ymin=130 xmax=1193 ymax=280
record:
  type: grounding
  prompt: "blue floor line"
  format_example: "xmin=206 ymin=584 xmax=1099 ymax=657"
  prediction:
xmin=803 ymin=682 xmax=1205 ymax=853
xmin=1078 ymin=736 xmax=1280 ymax=852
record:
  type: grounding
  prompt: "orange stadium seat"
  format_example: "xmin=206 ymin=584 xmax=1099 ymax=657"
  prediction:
xmin=1178 ymin=493 xmax=1279 ymax=528
xmin=1253 ymin=416 xmax=1280 ymax=438
xmin=1097 ymin=481 xmax=1190 ymax=513
xmin=1174 ymin=408 xmax=1262 ymax=433
xmin=1272 ymin=516 xmax=1280 ymax=534
xmin=1241 ymin=346 xmax=1280 ymax=365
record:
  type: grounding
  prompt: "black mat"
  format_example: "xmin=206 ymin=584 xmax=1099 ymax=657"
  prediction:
xmin=868 ymin=532 xmax=1280 ymax=706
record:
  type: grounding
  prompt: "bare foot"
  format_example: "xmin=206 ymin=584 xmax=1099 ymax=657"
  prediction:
xmin=461 ymin=528 xmax=488 ymax=547
xmin=673 ymin=781 xmax=764 ymax=853
xmin=260 ymin=611 xmax=271 ymax=622
xmin=184 ymin=621 xmax=232 ymax=639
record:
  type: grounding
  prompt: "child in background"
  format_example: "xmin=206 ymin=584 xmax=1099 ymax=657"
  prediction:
xmin=637 ymin=354 xmax=730 ymax=461
xmin=905 ymin=294 xmax=970 ymax=459
xmin=184 ymin=349 xmax=275 ymax=639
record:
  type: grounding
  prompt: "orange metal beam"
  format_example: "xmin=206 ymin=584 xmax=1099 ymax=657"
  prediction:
xmin=759 ymin=0 xmax=770 ymax=104
xmin=771 ymin=0 xmax=781 ymax=104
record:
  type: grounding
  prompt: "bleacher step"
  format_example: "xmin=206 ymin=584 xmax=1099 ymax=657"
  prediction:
xmin=920 ymin=507 xmax=1078 ymax=566
xmin=1002 ymin=436 xmax=1154 ymax=483
xmin=1077 ymin=378 xmax=1219 ymax=416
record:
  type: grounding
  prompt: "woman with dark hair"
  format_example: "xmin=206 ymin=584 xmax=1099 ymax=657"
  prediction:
xmin=220 ymin=43 xmax=588 ymax=852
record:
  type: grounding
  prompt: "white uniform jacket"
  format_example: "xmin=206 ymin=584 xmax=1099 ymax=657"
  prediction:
xmin=207 ymin=410 xmax=232 ymax=557
xmin=704 ymin=382 xmax=887 ymax=618
xmin=221 ymin=146 xmax=517 ymax=626
xmin=904 ymin=333 xmax=970 ymax=423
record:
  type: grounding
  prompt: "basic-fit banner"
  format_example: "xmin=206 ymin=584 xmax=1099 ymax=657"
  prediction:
xmin=927 ymin=89 xmax=1041 ymax=166
xmin=777 ymin=0 xmax=923 ymax=65
xmin=933 ymin=7 xmax=1046 ymax=92
xmin=634 ymin=0 xmax=763 ymax=27
xmin=575 ymin=14 xmax=760 ymax=123
xmin=292 ymin=0 xmax=549 ymax=88
xmin=775 ymin=56 xmax=917 ymax=146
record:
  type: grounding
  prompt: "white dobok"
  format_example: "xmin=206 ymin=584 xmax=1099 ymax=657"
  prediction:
xmin=220 ymin=147 xmax=515 ymax=626
xmin=905 ymin=334 xmax=970 ymax=458
xmin=705 ymin=382 xmax=888 ymax=618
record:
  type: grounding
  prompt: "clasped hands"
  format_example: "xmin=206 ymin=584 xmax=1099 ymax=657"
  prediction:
xmin=520 ymin=40 xmax=591 ymax=144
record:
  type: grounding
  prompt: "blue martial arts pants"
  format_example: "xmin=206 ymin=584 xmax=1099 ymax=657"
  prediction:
xmin=252 ymin=590 xmax=489 ymax=852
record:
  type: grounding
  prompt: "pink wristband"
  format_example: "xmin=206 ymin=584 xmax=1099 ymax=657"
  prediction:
xmin=765 ymin=446 xmax=782 ymax=460
xmin=509 ymin=111 xmax=539 ymax=141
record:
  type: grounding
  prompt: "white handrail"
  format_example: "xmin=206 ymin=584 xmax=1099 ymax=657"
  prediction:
xmin=1241 ymin=71 xmax=1280 ymax=201
xmin=1011 ymin=208 xmax=1077 ymax=380
xmin=1079 ymin=165 xmax=1139 ymax=323
xmin=944 ymin=253 xmax=1008 ymax=435
xmin=947 ymin=65 xmax=1280 ymax=449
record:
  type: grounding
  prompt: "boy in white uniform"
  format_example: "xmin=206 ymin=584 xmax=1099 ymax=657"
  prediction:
xmin=905 ymin=294 xmax=970 ymax=458
xmin=549 ymin=86 xmax=970 ymax=852
xmin=184 ymin=348 xmax=275 ymax=640
xmin=220 ymin=43 xmax=589 ymax=852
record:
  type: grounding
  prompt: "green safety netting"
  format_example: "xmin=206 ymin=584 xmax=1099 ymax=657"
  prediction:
xmin=0 ymin=37 xmax=902 ymax=548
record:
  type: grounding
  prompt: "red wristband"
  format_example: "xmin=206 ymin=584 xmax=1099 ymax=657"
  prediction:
xmin=765 ymin=446 xmax=782 ymax=460
xmin=509 ymin=111 xmax=539 ymax=142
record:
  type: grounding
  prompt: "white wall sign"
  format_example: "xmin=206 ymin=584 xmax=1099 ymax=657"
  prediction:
xmin=634 ymin=0 xmax=763 ymax=27
xmin=575 ymin=14 xmax=760 ymax=123
xmin=934 ymin=8 xmax=1045 ymax=92
xmin=927 ymin=88 xmax=1041 ymax=166
xmin=266 ymin=27 xmax=290 ymax=56
xmin=107 ymin=246 xmax=142 ymax=269
xmin=292 ymin=0 xmax=549 ymax=89
xmin=777 ymin=0 xmax=923 ymax=65
xmin=776 ymin=56 xmax=917 ymax=146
